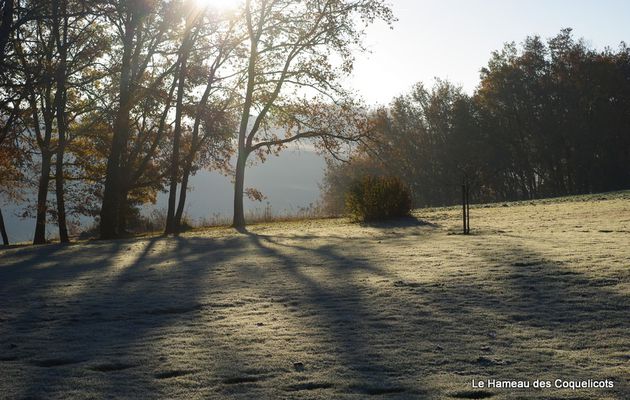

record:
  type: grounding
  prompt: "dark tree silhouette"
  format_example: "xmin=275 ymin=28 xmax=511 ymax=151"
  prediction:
xmin=322 ymin=30 xmax=630 ymax=211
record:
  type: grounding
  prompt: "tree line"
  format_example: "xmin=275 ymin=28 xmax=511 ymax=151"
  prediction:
xmin=0 ymin=0 xmax=393 ymax=245
xmin=321 ymin=29 xmax=630 ymax=212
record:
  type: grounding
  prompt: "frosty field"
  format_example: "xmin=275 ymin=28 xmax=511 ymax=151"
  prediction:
xmin=1 ymin=193 xmax=629 ymax=399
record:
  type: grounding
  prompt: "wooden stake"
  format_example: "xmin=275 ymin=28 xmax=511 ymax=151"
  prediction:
xmin=462 ymin=176 xmax=470 ymax=234
xmin=466 ymin=183 xmax=470 ymax=234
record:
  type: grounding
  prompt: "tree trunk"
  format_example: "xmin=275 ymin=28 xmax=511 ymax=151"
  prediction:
xmin=174 ymin=161 xmax=191 ymax=228
xmin=165 ymin=25 xmax=193 ymax=235
xmin=117 ymin=189 xmax=128 ymax=235
xmin=232 ymin=150 xmax=247 ymax=229
xmin=232 ymin=24 xmax=258 ymax=230
xmin=53 ymin=0 xmax=69 ymax=243
xmin=0 ymin=207 xmax=9 ymax=246
xmin=33 ymin=151 xmax=52 ymax=244
xmin=174 ymin=50 xmax=219 ymax=229
xmin=164 ymin=123 xmax=182 ymax=233
xmin=55 ymin=147 xmax=69 ymax=243
xmin=100 ymin=17 xmax=137 ymax=239
xmin=164 ymin=69 xmax=187 ymax=234
xmin=100 ymin=103 xmax=129 ymax=239
xmin=100 ymin=123 xmax=124 ymax=239
xmin=0 ymin=0 xmax=13 ymax=66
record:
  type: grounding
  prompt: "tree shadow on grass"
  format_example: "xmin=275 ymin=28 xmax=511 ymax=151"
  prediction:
xmin=390 ymin=240 xmax=629 ymax=397
xmin=475 ymin=244 xmax=629 ymax=341
xmin=0 ymin=241 xmax=124 ymax=291
xmin=359 ymin=215 xmax=439 ymax=229
xmin=0 ymin=235 xmax=257 ymax=399
xmin=240 ymin=229 xmax=432 ymax=397
xmin=2 ymin=225 xmax=627 ymax=399
xmin=240 ymin=227 xmax=629 ymax=398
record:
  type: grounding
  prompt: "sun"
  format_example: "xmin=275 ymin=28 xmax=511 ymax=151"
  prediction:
xmin=193 ymin=0 xmax=240 ymax=11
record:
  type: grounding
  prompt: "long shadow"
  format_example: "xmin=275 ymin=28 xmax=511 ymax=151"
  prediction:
xmin=466 ymin=244 xmax=629 ymax=339
xmin=243 ymin=228 xmax=629 ymax=397
xmin=389 ymin=239 xmax=630 ymax=397
xmin=0 ymin=240 xmax=124 ymax=291
xmin=359 ymin=215 xmax=439 ymax=229
xmin=240 ymin=228 xmax=431 ymax=397
xmin=0 ymin=234 xmax=255 ymax=398
xmin=3 ymin=224 xmax=626 ymax=398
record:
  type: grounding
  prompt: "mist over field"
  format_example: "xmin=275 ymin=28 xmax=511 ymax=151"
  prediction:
xmin=3 ymin=149 xmax=325 ymax=243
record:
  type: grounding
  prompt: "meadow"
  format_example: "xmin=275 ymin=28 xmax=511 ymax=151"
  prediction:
xmin=1 ymin=192 xmax=628 ymax=399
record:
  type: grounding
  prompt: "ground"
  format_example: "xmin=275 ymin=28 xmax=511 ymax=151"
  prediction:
xmin=0 ymin=192 xmax=629 ymax=399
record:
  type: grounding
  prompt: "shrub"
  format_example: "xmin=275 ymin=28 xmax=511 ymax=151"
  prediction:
xmin=345 ymin=175 xmax=412 ymax=221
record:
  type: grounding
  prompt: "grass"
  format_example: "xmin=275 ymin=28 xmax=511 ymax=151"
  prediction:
xmin=104 ymin=203 xmax=329 ymax=239
xmin=0 ymin=191 xmax=628 ymax=399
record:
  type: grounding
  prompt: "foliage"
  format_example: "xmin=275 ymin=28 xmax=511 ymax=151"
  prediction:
xmin=5 ymin=0 xmax=630 ymax=243
xmin=98 ymin=0 xmax=241 ymax=237
xmin=320 ymin=155 xmax=383 ymax=215
xmin=244 ymin=187 xmax=266 ymax=202
xmin=345 ymin=175 xmax=412 ymax=222
xmin=323 ymin=29 xmax=630 ymax=208
xmin=230 ymin=0 xmax=395 ymax=227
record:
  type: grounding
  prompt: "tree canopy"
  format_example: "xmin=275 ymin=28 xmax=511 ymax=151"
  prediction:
xmin=321 ymin=29 xmax=630 ymax=211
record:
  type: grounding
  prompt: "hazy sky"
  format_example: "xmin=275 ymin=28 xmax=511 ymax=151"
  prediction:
xmin=349 ymin=0 xmax=630 ymax=105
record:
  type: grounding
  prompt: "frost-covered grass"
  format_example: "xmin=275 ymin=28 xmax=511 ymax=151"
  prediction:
xmin=1 ymin=192 xmax=628 ymax=399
